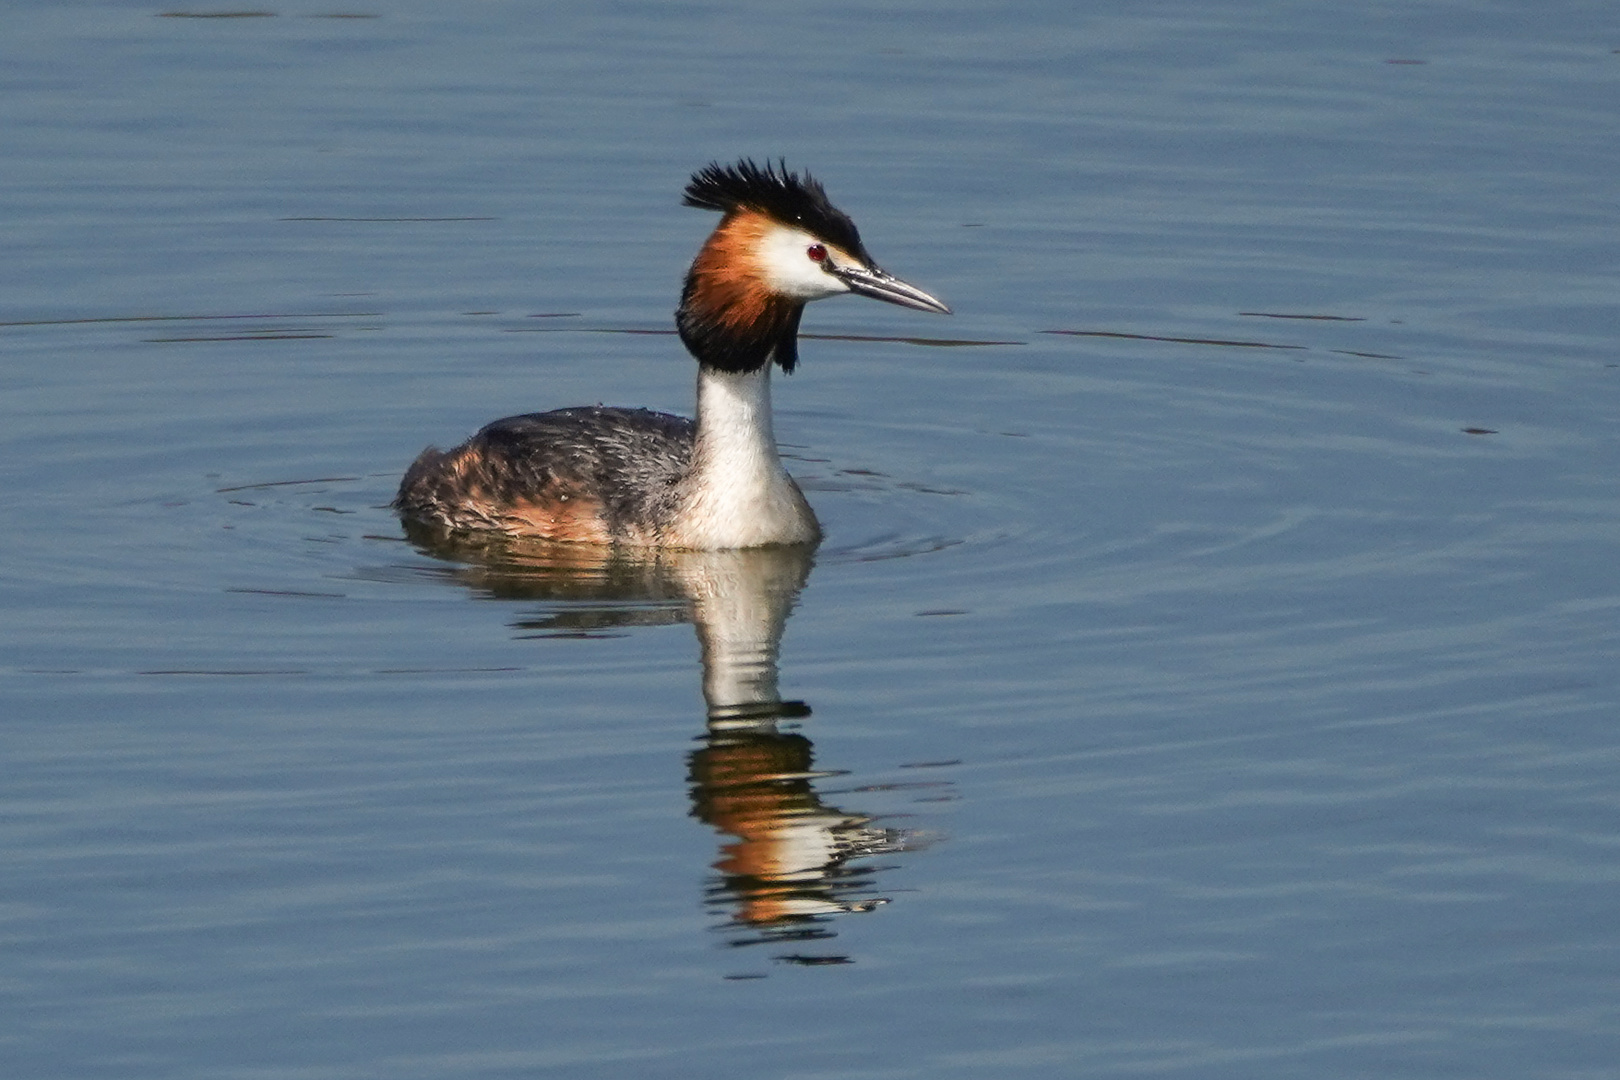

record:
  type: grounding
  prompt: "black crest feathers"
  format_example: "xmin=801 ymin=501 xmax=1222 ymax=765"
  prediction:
xmin=683 ymin=159 xmax=868 ymax=261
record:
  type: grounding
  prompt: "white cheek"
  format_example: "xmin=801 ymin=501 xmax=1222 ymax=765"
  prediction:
xmin=757 ymin=226 xmax=851 ymax=301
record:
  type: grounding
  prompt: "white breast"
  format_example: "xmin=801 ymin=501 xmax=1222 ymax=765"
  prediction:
xmin=667 ymin=366 xmax=821 ymax=548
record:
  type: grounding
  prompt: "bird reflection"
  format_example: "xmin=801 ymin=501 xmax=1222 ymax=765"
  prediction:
xmin=402 ymin=522 xmax=927 ymax=964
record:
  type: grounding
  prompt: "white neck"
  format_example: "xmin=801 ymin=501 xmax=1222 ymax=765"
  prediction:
xmin=667 ymin=366 xmax=820 ymax=548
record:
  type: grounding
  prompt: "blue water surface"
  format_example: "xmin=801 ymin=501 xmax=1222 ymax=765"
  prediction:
xmin=3 ymin=2 xmax=1618 ymax=1078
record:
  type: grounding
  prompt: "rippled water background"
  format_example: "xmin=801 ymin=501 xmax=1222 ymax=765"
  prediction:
xmin=5 ymin=2 xmax=1619 ymax=1077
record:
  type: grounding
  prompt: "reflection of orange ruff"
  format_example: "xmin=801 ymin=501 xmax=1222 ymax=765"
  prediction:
xmin=691 ymin=731 xmax=818 ymax=874
xmin=689 ymin=732 xmax=872 ymax=926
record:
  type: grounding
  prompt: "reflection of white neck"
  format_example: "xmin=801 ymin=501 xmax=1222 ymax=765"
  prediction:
xmin=681 ymin=549 xmax=808 ymax=719
xmin=669 ymin=366 xmax=820 ymax=549
xmin=695 ymin=578 xmax=781 ymax=718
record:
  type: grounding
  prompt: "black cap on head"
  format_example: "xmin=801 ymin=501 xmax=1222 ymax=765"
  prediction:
xmin=683 ymin=159 xmax=872 ymax=265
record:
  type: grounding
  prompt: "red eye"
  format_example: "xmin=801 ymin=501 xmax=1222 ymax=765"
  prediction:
xmin=806 ymin=243 xmax=827 ymax=262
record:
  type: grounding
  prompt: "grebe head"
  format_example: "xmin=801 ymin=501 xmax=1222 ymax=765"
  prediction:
xmin=676 ymin=159 xmax=950 ymax=374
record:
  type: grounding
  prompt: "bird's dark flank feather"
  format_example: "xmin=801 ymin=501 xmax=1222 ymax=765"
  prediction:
xmin=395 ymin=407 xmax=694 ymax=541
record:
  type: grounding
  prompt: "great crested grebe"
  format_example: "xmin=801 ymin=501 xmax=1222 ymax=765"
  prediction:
xmin=394 ymin=159 xmax=950 ymax=549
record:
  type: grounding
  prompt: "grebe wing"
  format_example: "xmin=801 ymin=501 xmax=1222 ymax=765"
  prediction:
xmin=396 ymin=406 xmax=695 ymax=540
xmin=472 ymin=406 xmax=695 ymax=483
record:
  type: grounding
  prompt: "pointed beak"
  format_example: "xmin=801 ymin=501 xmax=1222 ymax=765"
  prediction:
xmin=832 ymin=263 xmax=952 ymax=315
